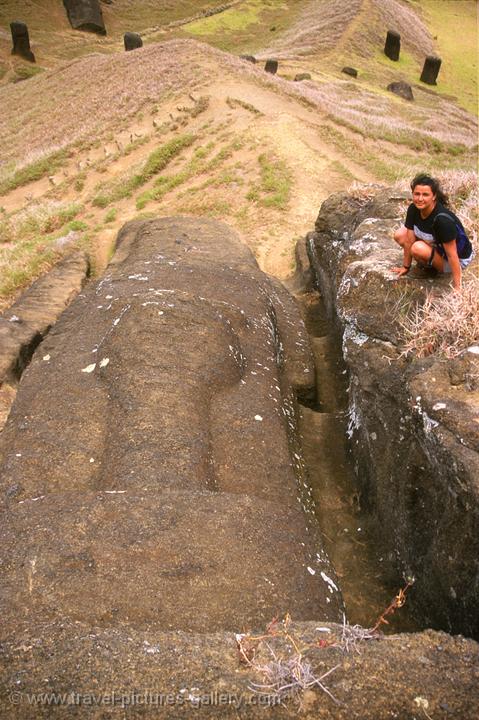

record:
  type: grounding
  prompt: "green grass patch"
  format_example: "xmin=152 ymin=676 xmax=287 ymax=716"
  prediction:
xmin=412 ymin=0 xmax=477 ymax=114
xmin=104 ymin=208 xmax=118 ymax=223
xmin=13 ymin=64 xmax=44 ymax=82
xmin=135 ymin=139 xmax=242 ymax=210
xmin=66 ymin=220 xmax=88 ymax=232
xmin=0 ymin=149 xmax=69 ymax=195
xmin=92 ymin=133 xmax=195 ymax=208
xmin=123 ymin=135 xmax=151 ymax=155
xmin=247 ymin=153 xmax=292 ymax=209
xmin=182 ymin=0 xmax=303 ymax=53
xmin=186 ymin=1 xmax=264 ymax=37
xmin=0 ymin=206 xmax=88 ymax=301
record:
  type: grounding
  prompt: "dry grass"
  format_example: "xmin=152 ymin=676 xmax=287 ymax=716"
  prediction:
xmin=0 ymin=41 xmax=210 ymax=174
xmin=257 ymin=0 xmax=362 ymax=59
xmin=257 ymin=0 xmax=433 ymax=60
xmin=400 ymin=276 xmax=479 ymax=358
xmin=213 ymin=50 xmax=478 ymax=157
xmin=284 ymin=79 xmax=476 ymax=152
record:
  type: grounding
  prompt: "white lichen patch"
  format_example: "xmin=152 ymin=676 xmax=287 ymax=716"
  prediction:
xmin=320 ymin=571 xmax=339 ymax=593
xmin=42 ymin=354 xmax=50 ymax=361
xmin=99 ymin=358 xmax=110 ymax=368
xmin=81 ymin=363 xmax=96 ymax=373
xmin=432 ymin=402 xmax=447 ymax=411
xmin=343 ymin=324 xmax=369 ymax=348
xmin=254 ymin=415 xmax=263 ymax=421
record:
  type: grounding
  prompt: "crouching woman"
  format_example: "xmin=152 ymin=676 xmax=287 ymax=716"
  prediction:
xmin=392 ymin=174 xmax=474 ymax=291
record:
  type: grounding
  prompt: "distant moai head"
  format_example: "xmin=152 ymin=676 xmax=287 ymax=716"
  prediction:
xmin=384 ymin=30 xmax=400 ymax=61
xmin=420 ymin=56 xmax=442 ymax=85
xmin=342 ymin=66 xmax=358 ymax=78
xmin=240 ymin=55 xmax=256 ymax=64
xmin=124 ymin=32 xmax=143 ymax=51
xmin=10 ymin=21 xmax=35 ymax=63
xmin=264 ymin=59 xmax=278 ymax=75
xmin=62 ymin=0 xmax=106 ymax=35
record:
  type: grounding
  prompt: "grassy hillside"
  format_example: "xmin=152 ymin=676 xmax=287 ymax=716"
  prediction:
xmin=0 ymin=1 xmax=477 ymax=307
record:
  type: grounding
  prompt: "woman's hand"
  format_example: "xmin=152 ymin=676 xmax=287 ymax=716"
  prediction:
xmin=443 ymin=240 xmax=462 ymax=291
xmin=391 ymin=265 xmax=411 ymax=277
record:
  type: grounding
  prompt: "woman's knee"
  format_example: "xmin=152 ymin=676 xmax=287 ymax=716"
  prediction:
xmin=394 ymin=226 xmax=408 ymax=246
xmin=410 ymin=241 xmax=430 ymax=262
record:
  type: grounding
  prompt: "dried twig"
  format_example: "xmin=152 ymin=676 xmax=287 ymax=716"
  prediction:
xmin=370 ymin=580 xmax=415 ymax=633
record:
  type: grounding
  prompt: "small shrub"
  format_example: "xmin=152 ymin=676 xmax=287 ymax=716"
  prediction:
xmin=104 ymin=208 xmax=118 ymax=223
xmin=67 ymin=220 xmax=88 ymax=232
xmin=13 ymin=65 xmax=43 ymax=82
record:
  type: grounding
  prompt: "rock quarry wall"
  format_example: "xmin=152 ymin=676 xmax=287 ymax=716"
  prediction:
xmin=307 ymin=188 xmax=479 ymax=640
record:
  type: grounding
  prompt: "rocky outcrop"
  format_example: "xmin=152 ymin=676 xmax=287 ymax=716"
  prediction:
xmin=387 ymin=80 xmax=414 ymax=101
xmin=307 ymin=189 xmax=479 ymax=639
xmin=0 ymin=217 xmax=341 ymax=649
xmin=0 ymin=251 xmax=89 ymax=429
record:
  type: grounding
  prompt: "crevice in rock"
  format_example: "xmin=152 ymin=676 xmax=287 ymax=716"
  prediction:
xmin=288 ymin=258 xmax=420 ymax=632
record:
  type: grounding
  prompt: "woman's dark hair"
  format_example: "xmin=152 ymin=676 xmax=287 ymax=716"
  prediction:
xmin=410 ymin=173 xmax=449 ymax=206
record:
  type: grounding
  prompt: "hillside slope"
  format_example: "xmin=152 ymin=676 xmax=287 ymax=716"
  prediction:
xmin=0 ymin=1 xmax=477 ymax=307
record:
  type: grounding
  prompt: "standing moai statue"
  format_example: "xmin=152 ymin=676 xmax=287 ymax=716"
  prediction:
xmin=124 ymin=32 xmax=143 ymax=51
xmin=10 ymin=21 xmax=35 ymax=62
xmin=264 ymin=59 xmax=278 ymax=74
xmin=62 ymin=0 xmax=106 ymax=35
xmin=384 ymin=30 xmax=400 ymax=61
xmin=420 ymin=56 xmax=442 ymax=85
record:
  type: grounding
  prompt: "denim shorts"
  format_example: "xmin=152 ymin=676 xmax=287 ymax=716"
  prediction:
xmin=443 ymin=251 xmax=475 ymax=273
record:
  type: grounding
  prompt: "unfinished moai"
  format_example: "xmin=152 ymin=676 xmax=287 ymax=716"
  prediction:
xmin=265 ymin=59 xmax=278 ymax=74
xmin=63 ymin=0 xmax=106 ymax=35
xmin=10 ymin=21 xmax=35 ymax=62
xmin=124 ymin=32 xmax=143 ymax=51
xmin=420 ymin=56 xmax=442 ymax=85
xmin=384 ymin=30 xmax=400 ymax=61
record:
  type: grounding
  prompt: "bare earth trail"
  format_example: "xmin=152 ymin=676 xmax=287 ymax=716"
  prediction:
xmin=204 ymin=78 xmax=377 ymax=278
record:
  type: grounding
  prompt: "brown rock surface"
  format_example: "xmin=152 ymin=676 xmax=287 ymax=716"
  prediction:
xmin=0 ymin=620 xmax=477 ymax=718
xmin=0 ymin=217 xmax=341 ymax=643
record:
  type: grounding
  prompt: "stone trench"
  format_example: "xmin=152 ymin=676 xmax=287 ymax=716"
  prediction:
xmin=0 ymin=215 xmax=477 ymax=719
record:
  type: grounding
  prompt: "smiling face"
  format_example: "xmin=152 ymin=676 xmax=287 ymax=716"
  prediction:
xmin=412 ymin=183 xmax=437 ymax=217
